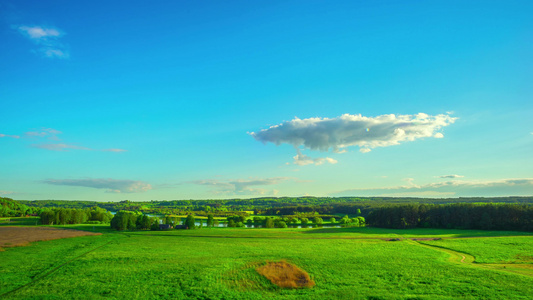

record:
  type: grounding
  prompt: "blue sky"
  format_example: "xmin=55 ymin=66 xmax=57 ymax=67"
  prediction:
xmin=1 ymin=0 xmax=532 ymax=201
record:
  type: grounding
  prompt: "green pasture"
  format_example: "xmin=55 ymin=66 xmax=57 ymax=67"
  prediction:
xmin=420 ymin=236 xmax=533 ymax=264
xmin=127 ymin=226 xmax=533 ymax=239
xmin=1 ymin=226 xmax=532 ymax=299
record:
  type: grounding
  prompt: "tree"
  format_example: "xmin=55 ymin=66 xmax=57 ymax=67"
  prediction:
xmin=185 ymin=214 xmax=196 ymax=229
xmin=313 ymin=217 xmax=323 ymax=225
xmin=110 ymin=211 xmax=139 ymax=231
xmin=206 ymin=214 xmax=214 ymax=227
xmin=136 ymin=214 xmax=152 ymax=230
xmin=265 ymin=217 xmax=274 ymax=228
xmin=329 ymin=217 xmax=336 ymax=223
xmin=276 ymin=221 xmax=288 ymax=228
xmin=40 ymin=210 xmax=55 ymax=225
xmin=339 ymin=215 xmax=351 ymax=225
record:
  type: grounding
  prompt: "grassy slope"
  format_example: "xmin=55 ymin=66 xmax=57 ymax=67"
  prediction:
xmin=0 ymin=226 xmax=532 ymax=299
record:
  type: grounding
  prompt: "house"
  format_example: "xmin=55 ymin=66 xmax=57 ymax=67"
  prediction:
xmin=175 ymin=224 xmax=187 ymax=229
xmin=159 ymin=224 xmax=172 ymax=230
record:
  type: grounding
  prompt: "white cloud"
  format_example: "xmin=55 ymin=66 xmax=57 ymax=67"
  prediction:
xmin=103 ymin=148 xmax=128 ymax=152
xmin=332 ymin=178 xmax=533 ymax=198
xmin=18 ymin=26 xmax=60 ymax=39
xmin=293 ymin=149 xmax=337 ymax=166
xmin=0 ymin=134 xmax=20 ymax=139
xmin=43 ymin=178 xmax=152 ymax=193
xmin=16 ymin=25 xmax=69 ymax=59
xmin=26 ymin=128 xmax=62 ymax=140
xmin=10 ymin=127 xmax=127 ymax=152
xmin=31 ymin=143 xmax=91 ymax=151
xmin=437 ymin=174 xmax=464 ymax=179
xmin=44 ymin=49 xmax=66 ymax=58
xmin=250 ymin=113 xmax=456 ymax=159
xmin=0 ymin=191 xmax=15 ymax=196
xmin=191 ymin=177 xmax=292 ymax=195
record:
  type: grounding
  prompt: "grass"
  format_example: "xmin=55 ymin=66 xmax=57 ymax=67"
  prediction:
xmin=0 ymin=226 xmax=532 ymax=299
xmin=420 ymin=236 xmax=533 ymax=264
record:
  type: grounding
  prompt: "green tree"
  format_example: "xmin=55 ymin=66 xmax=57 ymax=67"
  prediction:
xmin=206 ymin=214 xmax=214 ymax=227
xmin=136 ymin=214 xmax=152 ymax=230
xmin=276 ymin=221 xmax=288 ymax=228
xmin=313 ymin=217 xmax=323 ymax=225
xmin=265 ymin=217 xmax=274 ymax=228
xmin=185 ymin=214 xmax=196 ymax=229
xmin=110 ymin=211 xmax=139 ymax=231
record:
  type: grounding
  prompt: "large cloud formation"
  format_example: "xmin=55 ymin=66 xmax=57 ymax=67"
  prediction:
xmin=44 ymin=178 xmax=152 ymax=193
xmin=250 ymin=113 xmax=456 ymax=155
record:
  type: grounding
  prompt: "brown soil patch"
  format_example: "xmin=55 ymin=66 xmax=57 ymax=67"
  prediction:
xmin=256 ymin=261 xmax=315 ymax=289
xmin=0 ymin=227 xmax=101 ymax=250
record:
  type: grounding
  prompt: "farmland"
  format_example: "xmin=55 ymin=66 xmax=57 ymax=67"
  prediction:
xmin=1 ymin=225 xmax=532 ymax=299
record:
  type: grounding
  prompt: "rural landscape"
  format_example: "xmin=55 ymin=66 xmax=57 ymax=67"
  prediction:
xmin=1 ymin=1 xmax=532 ymax=299
xmin=1 ymin=196 xmax=533 ymax=299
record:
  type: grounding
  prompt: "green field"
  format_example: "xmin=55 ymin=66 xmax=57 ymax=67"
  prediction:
xmin=1 ymin=226 xmax=532 ymax=299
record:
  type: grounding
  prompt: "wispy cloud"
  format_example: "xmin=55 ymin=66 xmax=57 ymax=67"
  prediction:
xmin=437 ymin=174 xmax=464 ymax=179
xmin=332 ymin=178 xmax=533 ymax=197
xmin=16 ymin=25 xmax=69 ymax=59
xmin=102 ymin=148 xmax=128 ymax=152
xmin=18 ymin=26 xmax=60 ymax=39
xmin=5 ymin=127 xmax=126 ymax=152
xmin=250 ymin=113 xmax=456 ymax=163
xmin=26 ymin=128 xmax=62 ymax=140
xmin=0 ymin=133 xmax=20 ymax=139
xmin=190 ymin=177 xmax=292 ymax=196
xmin=0 ymin=191 xmax=15 ymax=196
xmin=31 ymin=143 xmax=91 ymax=151
xmin=43 ymin=178 xmax=152 ymax=193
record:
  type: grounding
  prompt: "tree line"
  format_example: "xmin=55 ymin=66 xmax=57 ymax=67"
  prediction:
xmin=18 ymin=196 xmax=533 ymax=218
xmin=1 ymin=197 xmax=34 ymax=217
xmin=40 ymin=207 xmax=113 ymax=225
xmin=109 ymin=211 xmax=198 ymax=230
xmin=367 ymin=203 xmax=533 ymax=231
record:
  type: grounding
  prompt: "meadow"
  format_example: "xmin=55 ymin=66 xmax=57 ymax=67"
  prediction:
xmin=1 ymin=225 xmax=532 ymax=299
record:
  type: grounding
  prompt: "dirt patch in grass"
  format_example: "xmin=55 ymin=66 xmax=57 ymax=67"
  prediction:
xmin=256 ymin=261 xmax=315 ymax=289
xmin=0 ymin=226 xmax=101 ymax=250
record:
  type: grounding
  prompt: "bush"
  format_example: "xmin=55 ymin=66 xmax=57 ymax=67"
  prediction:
xmin=276 ymin=221 xmax=288 ymax=228
xmin=85 ymin=221 xmax=102 ymax=224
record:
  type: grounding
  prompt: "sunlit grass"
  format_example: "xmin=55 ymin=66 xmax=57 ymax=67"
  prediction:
xmin=1 ymin=227 xmax=532 ymax=299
